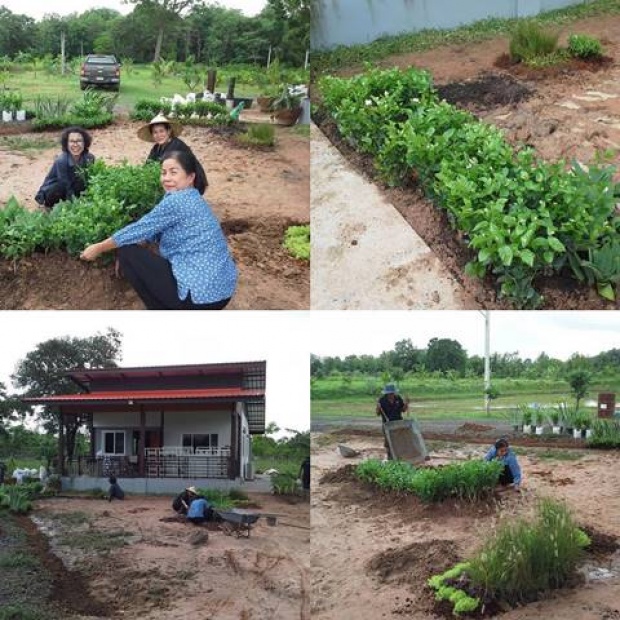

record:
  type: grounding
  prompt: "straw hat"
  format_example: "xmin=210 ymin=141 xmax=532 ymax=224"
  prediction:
xmin=185 ymin=486 xmax=198 ymax=495
xmin=137 ymin=113 xmax=183 ymax=142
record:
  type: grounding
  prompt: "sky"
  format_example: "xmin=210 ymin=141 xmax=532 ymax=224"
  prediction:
xmin=0 ymin=311 xmax=309 ymax=434
xmin=309 ymin=311 xmax=620 ymax=361
xmin=0 ymin=0 xmax=267 ymax=20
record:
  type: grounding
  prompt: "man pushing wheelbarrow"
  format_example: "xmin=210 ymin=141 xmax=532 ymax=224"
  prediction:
xmin=376 ymin=383 xmax=409 ymax=460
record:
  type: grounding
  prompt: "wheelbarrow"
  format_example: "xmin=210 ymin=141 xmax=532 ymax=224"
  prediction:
xmin=215 ymin=509 xmax=261 ymax=538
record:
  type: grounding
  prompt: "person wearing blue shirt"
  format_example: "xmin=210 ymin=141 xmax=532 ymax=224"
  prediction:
xmin=79 ymin=150 xmax=237 ymax=310
xmin=186 ymin=496 xmax=213 ymax=524
xmin=35 ymin=126 xmax=95 ymax=209
xmin=485 ymin=438 xmax=522 ymax=491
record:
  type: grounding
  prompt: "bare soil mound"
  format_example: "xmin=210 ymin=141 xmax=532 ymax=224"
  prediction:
xmin=368 ymin=539 xmax=461 ymax=586
xmin=437 ymin=72 xmax=534 ymax=110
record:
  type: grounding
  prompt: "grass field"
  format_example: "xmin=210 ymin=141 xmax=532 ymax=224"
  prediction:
xmin=311 ymin=376 xmax=619 ymax=422
xmin=2 ymin=65 xmax=260 ymax=111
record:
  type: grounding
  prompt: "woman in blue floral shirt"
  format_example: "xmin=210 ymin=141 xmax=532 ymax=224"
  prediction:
xmin=80 ymin=150 xmax=237 ymax=310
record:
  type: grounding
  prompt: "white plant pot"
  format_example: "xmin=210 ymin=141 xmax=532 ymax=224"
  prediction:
xmin=585 ymin=429 xmax=592 ymax=439
xmin=523 ymin=424 xmax=532 ymax=434
xmin=2 ymin=110 xmax=13 ymax=122
xmin=573 ymin=428 xmax=582 ymax=440
xmin=15 ymin=110 xmax=26 ymax=121
xmin=552 ymin=426 xmax=561 ymax=435
xmin=535 ymin=426 xmax=544 ymax=435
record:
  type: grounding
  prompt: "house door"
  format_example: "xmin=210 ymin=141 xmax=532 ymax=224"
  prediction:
xmin=146 ymin=430 xmax=161 ymax=448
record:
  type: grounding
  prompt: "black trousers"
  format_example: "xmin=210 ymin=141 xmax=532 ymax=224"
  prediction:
xmin=117 ymin=245 xmax=231 ymax=311
xmin=35 ymin=182 xmax=67 ymax=209
xmin=498 ymin=464 xmax=515 ymax=486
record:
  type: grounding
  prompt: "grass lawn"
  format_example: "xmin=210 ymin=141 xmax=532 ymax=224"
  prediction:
xmin=3 ymin=65 xmax=260 ymax=111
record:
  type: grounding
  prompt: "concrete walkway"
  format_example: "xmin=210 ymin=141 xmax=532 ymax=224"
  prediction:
xmin=311 ymin=124 xmax=471 ymax=309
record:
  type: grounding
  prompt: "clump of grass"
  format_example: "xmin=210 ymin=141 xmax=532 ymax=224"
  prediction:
xmin=429 ymin=499 xmax=590 ymax=615
xmin=283 ymin=224 xmax=310 ymax=260
xmin=568 ymin=33 xmax=603 ymax=58
xmin=467 ymin=499 xmax=588 ymax=604
xmin=0 ymin=605 xmax=46 ymax=620
xmin=509 ymin=20 xmax=559 ymax=64
xmin=60 ymin=529 xmax=129 ymax=552
xmin=236 ymin=123 xmax=275 ymax=147
xmin=228 ymin=487 xmax=249 ymax=501
xmin=0 ymin=136 xmax=56 ymax=152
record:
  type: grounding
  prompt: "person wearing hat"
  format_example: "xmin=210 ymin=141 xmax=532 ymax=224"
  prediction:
xmin=376 ymin=384 xmax=409 ymax=459
xmin=172 ymin=486 xmax=199 ymax=515
xmin=484 ymin=438 xmax=522 ymax=492
xmin=79 ymin=149 xmax=236 ymax=310
xmin=138 ymin=114 xmax=208 ymax=189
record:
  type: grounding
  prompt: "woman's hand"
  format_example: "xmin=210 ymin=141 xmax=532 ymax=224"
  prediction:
xmin=80 ymin=243 xmax=103 ymax=261
xmin=80 ymin=237 xmax=118 ymax=261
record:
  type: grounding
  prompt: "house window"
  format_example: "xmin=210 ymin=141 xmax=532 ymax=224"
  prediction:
xmin=182 ymin=433 xmax=219 ymax=453
xmin=103 ymin=431 xmax=125 ymax=455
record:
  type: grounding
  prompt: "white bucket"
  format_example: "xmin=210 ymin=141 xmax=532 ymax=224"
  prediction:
xmin=522 ymin=424 xmax=532 ymax=434
xmin=585 ymin=429 xmax=592 ymax=439
xmin=535 ymin=426 xmax=544 ymax=435
xmin=2 ymin=110 xmax=13 ymax=122
xmin=15 ymin=110 xmax=26 ymax=121
xmin=573 ymin=428 xmax=582 ymax=439
xmin=552 ymin=426 xmax=561 ymax=435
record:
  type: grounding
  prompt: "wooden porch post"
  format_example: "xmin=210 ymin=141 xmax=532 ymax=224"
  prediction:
xmin=229 ymin=406 xmax=238 ymax=480
xmin=88 ymin=411 xmax=95 ymax=460
xmin=138 ymin=406 xmax=146 ymax=477
xmin=58 ymin=407 xmax=65 ymax=476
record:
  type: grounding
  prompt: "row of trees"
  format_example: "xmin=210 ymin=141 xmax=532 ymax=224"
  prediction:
xmin=0 ymin=0 xmax=309 ymax=66
xmin=311 ymin=339 xmax=620 ymax=380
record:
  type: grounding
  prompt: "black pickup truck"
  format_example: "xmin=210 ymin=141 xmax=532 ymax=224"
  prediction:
xmin=80 ymin=54 xmax=121 ymax=91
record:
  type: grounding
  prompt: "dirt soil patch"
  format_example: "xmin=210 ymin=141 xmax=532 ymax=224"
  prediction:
xmin=0 ymin=119 xmax=309 ymax=310
xmin=437 ymin=72 xmax=534 ymax=110
xmin=312 ymin=430 xmax=620 ymax=619
xmin=314 ymin=13 xmax=620 ymax=309
xmin=31 ymin=493 xmax=310 ymax=619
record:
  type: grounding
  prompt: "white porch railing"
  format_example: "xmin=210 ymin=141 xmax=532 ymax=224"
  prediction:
xmin=144 ymin=447 xmax=232 ymax=478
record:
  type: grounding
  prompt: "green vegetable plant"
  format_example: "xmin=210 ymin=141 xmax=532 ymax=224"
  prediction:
xmin=284 ymin=224 xmax=310 ymax=260
xmin=509 ymin=21 xmax=559 ymax=64
xmin=355 ymin=459 xmax=503 ymax=502
xmin=568 ymin=34 xmax=603 ymax=59
xmin=319 ymin=67 xmax=620 ymax=307
xmin=588 ymin=419 xmax=620 ymax=448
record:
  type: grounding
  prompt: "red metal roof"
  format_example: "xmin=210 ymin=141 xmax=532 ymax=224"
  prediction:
xmin=23 ymin=387 xmax=264 ymax=404
xmin=68 ymin=361 xmax=267 ymax=387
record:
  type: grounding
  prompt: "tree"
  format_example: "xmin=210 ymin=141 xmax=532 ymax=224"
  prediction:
xmin=426 ymin=338 xmax=467 ymax=375
xmin=393 ymin=339 xmax=422 ymax=373
xmin=11 ymin=328 xmax=123 ymax=460
xmin=124 ymin=0 xmax=200 ymax=61
xmin=567 ymin=369 xmax=592 ymax=412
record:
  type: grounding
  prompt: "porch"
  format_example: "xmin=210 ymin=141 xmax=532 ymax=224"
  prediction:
xmin=65 ymin=447 xmax=233 ymax=479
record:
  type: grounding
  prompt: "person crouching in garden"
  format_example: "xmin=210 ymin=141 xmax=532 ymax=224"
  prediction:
xmin=35 ymin=126 xmax=95 ymax=209
xmin=484 ymin=438 xmax=522 ymax=492
xmin=172 ymin=486 xmax=198 ymax=515
xmin=79 ymin=150 xmax=237 ymax=310
xmin=138 ymin=114 xmax=208 ymax=190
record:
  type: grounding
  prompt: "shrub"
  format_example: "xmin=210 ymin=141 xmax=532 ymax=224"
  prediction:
xmin=196 ymin=488 xmax=234 ymax=510
xmin=270 ymin=472 xmax=299 ymax=495
xmin=284 ymin=224 xmax=310 ymax=260
xmin=355 ymin=459 xmax=503 ymax=502
xmin=568 ymin=34 xmax=603 ymax=59
xmin=236 ymin=123 xmax=275 ymax=147
xmin=588 ymin=419 xmax=620 ymax=448
xmin=509 ymin=21 xmax=559 ymax=64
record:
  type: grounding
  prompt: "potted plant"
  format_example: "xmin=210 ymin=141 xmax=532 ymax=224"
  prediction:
xmin=1 ymin=92 xmax=13 ymax=122
xmin=522 ymin=409 xmax=533 ymax=434
xmin=583 ymin=416 xmax=592 ymax=440
xmin=270 ymin=85 xmax=303 ymax=126
xmin=534 ymin=410 xmax=544 ymax=436
xmin=549 ymin=409 xmax=561 ymax=435
xmin=257 ymin=59 xmax=282 ymax=112
xmin=12 ymin=92 xmax=25 ymax=121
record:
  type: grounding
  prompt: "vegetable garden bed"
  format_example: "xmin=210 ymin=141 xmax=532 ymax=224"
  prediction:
xmin=316 ymin=66 xmax=620 ymax=309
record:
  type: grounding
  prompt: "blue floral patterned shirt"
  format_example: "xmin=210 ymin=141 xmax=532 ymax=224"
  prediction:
xmin=112 ymin=188 xmax=237 ymax=304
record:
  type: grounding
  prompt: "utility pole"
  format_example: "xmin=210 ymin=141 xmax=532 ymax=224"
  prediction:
xmin=60 ymin=31 xmax=66 ymax=76
xmin=482 ymin=311 xmax=491 ymax=415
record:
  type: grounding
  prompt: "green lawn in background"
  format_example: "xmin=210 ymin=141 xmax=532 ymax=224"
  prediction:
xmin=311 ymin=376 xmax=619 ymax=422
xmin=4 ymin=66 xmax=260 ymax=111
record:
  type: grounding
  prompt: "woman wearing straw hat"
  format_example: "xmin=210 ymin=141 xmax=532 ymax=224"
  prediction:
xmin=138 ymin=114 xmax=208 ymax=189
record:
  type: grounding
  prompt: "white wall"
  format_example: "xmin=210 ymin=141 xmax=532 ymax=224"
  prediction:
xmin=312 ymin=0 xmax=587 ymax=50
xmin=93 ymin=408 xmax=233 ymax=455
xmin=162 ymin=410 xmax=232 ymax=448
